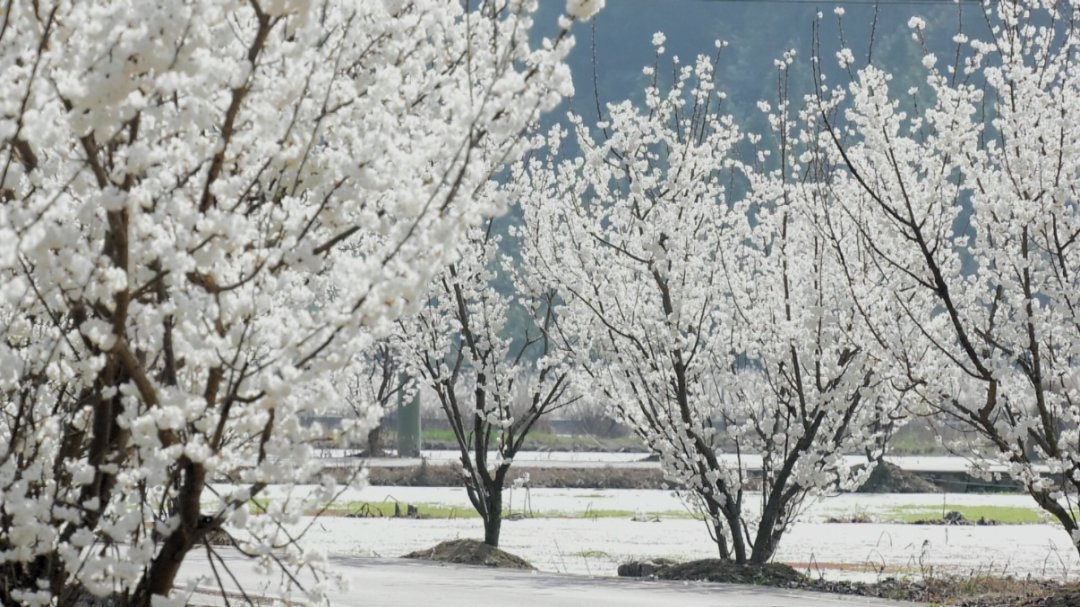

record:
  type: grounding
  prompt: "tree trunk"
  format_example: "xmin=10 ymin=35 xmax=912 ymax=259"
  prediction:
xmin=727 ymin=510 xmax=748 ymax=564
xmin=704 ymin=499 xmax=732 ymax=560
xmin=367 ymin=425 xmax=384 ymax=456
xmin=130 ymin=459 xmax=205 ymax=607
xmin=483 ymin=487 xmax=503 ymax=547
xmin=752 ymin=500 xmax=784 ymax=564
xmin=749 ymin=533 xmax=778 ymax=565
xmin=712 ymin=520 xmax=730 ymax=560
xmin=706 ymin=494 xmax=747 ymax=563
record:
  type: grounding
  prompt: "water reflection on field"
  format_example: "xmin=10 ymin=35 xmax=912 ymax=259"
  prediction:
xmin=249 ymin=485 xmax=1080 ymax=582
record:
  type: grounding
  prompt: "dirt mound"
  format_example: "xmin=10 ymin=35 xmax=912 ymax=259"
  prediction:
xmin=652 ymin=559 xmax=805 ymax=586
xmin=403 ymin=539 xmax=534 ymax=570
xmin=1017 ymin=584 xmax=1080 ymax=607
xmin=622 ymin=558 xmax=1064 ymax=606
xmin=811 ymin=575 xmax=1063 ymax=607
xmin=617 ymin=558 xmax=679 ymax=577
xmin=857 ymin=460 xmax=940 ymax=493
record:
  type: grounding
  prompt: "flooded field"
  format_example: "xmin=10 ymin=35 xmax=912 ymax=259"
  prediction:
xmin=243 ymin=485 xmax=1080 ymax=582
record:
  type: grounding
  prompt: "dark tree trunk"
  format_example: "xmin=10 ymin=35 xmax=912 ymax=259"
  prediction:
xmin=482 ymin=477 xmax=504 ymax=547
xmin=705 ymin=499 xmax=733 ymax=561
xmin=712 ymin=520 xmax=730 ymax=560
xmin=130 ymin=459 xmax=205 ymax=607
xmin=726 ymin=510 xmax=748 ymax=564
xmin=752 ymin=500 xmax=785 ymax=564
xmin=750 ymin=533 xmax=779 ymax=565
xmin=483 ymin=510 xmax=502 ymax=547
xmin=367 ymin=426 xmax=384 ymax=456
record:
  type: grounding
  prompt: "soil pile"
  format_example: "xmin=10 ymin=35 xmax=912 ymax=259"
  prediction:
xmin=857 ymin=460 xmax=940 ymax=493
xmin=1017 ymin=584 xmax=1080 ymax=607
xmin=616 ymin=558 xmax=678 ymax=577
xmin=403 ymin=539 xmax=534 ymax=570
xmin=812 ymin=575 xmax=1064 ymax=607
xmin=659 ymin=560 xmax=805 ymax=585
xmin=619 ymin=559 xmax=804 ymax=586
xmin=621 ymin=559 xmax=1064 ymax=606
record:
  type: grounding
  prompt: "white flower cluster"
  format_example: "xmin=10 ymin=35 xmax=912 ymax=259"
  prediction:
xmin=0 ymin=0 xmax=577 ymax=603
xmin=396 ymin=212 xmax=578 ymax=546
xmin=508 ymin=47 xmax=895 ymax=563
xmin=818 ymin=0 xmax=1080 ymax=556
xmin=566 ymin=0 xmax=605 ymax=21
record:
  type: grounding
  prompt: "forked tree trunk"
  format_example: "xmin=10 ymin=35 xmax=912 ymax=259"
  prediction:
xmin=706 ymin=497 xmax=749 ymax=563
xmin=749 ymin=532 xmax=780 ymax=565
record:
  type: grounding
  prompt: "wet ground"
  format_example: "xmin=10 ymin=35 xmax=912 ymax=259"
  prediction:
xmin=181 ymin=551 xmax=923 ymax=607
xmin=240 ymin=486 xmax=1080 ymax=582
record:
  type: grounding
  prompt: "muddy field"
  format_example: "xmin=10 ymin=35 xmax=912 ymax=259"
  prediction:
xmin=241 ymin=485 xmax=1080 ymax=583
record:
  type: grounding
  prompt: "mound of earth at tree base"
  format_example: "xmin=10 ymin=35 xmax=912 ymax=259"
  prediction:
xmin=403 ymin=539 xmax=535 ymax=569
xmin=856 ymin=460 xmax=940 ymax=493
xmin=622 ymin=561 xmax=1065 ymax=607
xmin=619 ymin=558 xmax=805 ymax=586
xmin=812 ymin=575 xmax=1065 ymax=607
xmin=616 ymin=558 xmax=679 ymax=577
xmin=660 ymin=560 xmax=806 ymax=585
xmin=1018 ymin=584 xmax=1080 ymax=607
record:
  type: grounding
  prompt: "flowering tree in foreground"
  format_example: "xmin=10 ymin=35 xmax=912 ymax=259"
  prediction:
xmin=399 ymin=215 xmax=577 ymax=547
xmin=0 ymin=0 xmax=590 ymax=603
xmin=514 ymin=41 xmax=890 ymax=563
xmin=817 ymin=0 xmax=1080 ymax=555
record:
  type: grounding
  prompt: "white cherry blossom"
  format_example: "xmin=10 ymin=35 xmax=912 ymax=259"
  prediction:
xmin=0 ymin=1 xmax=578 ymax=603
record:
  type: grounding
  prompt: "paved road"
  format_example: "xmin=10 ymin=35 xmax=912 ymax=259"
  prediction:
xmin=182 ymin=552 xmax=922 ymax=607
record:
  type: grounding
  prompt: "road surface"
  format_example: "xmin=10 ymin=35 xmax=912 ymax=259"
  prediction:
xmin=181 ymin=552 xmax=923 ymax=607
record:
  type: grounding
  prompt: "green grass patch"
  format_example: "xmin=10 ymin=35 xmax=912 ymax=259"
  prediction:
xmin=244 ymin=493 xmax=696 ymax=520
xmin=573 ymin=508 xmax=639 ymax=519
xmin=887 ymin=504 xmax=1050 ymax=525
xmin=885 ymin=433 xmax=944 ymax=456
xmin=242 ymin=498 xmax=481 ymax=518
xmin=554 ymin=508 xmax=693 ymax=520
xmin=573 ymin=549 xmax=611 ymax=558
xmin=247 ymin=498 xmax=693 ymax=520
xmin=418 ymin=428 xmax=491 ymax=443
xmin=330 ymin=501 xmax=482 ymax=518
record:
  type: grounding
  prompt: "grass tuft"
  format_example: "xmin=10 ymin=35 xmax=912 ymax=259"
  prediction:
xmin=887 ymin=504 xmax=1050 ymax=525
